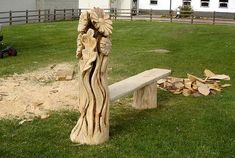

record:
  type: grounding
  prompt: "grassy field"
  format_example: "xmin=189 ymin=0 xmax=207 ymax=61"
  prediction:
xmin=0 ymin=21 xmax=235 ymax=158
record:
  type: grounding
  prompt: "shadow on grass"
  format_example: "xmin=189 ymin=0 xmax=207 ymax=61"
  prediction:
xmin=109 ymin=91 xmax=174 ymax=138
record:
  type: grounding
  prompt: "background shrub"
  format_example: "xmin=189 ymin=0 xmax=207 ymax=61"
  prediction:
xmin=179 ymin=5 xmax=193 ymax=18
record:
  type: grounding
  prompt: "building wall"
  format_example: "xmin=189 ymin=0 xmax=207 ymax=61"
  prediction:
xmin=171 ymin=0 xmax=182 ymax=10
xmin=79 ymin=0 xmax=110 ymax=9
xmin=117 ymin=0 xmax=132 ymax=9
xmin=0 ymin=0 xmax=37 ymax=25
xmin=116 ymin=0 xmax=132 ymax=15
xmin=138 ymin=0 xmax=235 ymax=13
xmin=0 ymin=0 xmax=79 ymax=12
xmin=37 ymin=0 xmax=78 ymax=10
xmin=0 ymin=0 xmax=36 ymax=12
xmin=139 ymin=0 xmax=171 ymax=10
xmin=191 ymin=0 xmax=235 ymax=12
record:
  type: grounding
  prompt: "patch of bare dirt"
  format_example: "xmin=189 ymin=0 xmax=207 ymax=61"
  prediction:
xmin=147 ymin=49 xmax=170 ymax=54
xmin=0 ymin=63 xmax=80 ymax=120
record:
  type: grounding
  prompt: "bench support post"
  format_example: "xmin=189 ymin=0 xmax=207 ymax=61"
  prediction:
xmin=133 ymin=83 xmax=157 ymax=109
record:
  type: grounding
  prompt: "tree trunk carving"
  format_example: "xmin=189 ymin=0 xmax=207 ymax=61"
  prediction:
xmin=70 ymin=8 xmax=112 ymax=145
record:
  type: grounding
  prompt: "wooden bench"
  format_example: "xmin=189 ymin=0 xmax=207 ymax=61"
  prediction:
xmin=109 ymin=68 xmax=171 ymax=109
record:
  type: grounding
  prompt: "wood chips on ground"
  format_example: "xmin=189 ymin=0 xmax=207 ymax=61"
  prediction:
xmin=0 ymin=63 xmax=79 ymax=121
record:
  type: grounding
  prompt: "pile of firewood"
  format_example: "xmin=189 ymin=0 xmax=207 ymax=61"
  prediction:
xmin=157 ymin=69 xmax=231 ymax=96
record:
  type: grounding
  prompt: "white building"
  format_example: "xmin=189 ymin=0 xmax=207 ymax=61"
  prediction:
xmin=138 ymin=0 xmax=235 ymax=13
xmin=1 ymin=0 xmax=234 ymax=14
xmin=111 ymin=0 xmax=133 ymax=10
xmin=79 ymin=0 xmax=110 ymax=9
xmin=78 ymin=0 xmax=133 ymax=10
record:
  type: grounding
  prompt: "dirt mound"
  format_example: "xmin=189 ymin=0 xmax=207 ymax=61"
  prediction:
xmin=0 ymin=63 xmax=80 ymax=120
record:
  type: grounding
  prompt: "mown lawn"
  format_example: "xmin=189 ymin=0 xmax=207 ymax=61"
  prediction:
xmin=0 ymin=21 xmax=235 ymax=158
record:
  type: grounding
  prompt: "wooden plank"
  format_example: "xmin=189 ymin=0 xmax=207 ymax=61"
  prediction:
xmin=109 ymin=68 xmax=171 ymax=101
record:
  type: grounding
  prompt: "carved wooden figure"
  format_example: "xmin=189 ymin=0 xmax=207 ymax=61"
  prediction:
xmin=70 ymin=8 xmax=112 ymax=145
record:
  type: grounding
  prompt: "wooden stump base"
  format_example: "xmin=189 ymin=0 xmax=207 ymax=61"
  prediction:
xmin=70 ymin=122 xmax=109 ymax=145
xmin=132 ymin=83 xmax=157 ymax=109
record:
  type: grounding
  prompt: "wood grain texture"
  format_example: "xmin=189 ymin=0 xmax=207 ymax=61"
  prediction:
xmin=70 ymin=8 xmax=112 ymax=145
xmin=109 ymin=69 xmax=171 ymax=101
xmin=133 ymin=83 xmax=157 ymax=109
xmin=71 ymin=8 xmax=171 ymax=145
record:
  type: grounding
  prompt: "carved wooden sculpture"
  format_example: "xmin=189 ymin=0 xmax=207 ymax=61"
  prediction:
xmin=70 ymin=8 xmax=112 ymax=145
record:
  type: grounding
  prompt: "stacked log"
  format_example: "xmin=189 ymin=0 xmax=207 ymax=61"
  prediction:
xmin=157 ymin=69 xmax=231 ymax=96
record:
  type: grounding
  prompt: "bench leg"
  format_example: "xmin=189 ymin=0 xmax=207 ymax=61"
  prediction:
xmin=133 ymin=83 xmax=157 ymax=109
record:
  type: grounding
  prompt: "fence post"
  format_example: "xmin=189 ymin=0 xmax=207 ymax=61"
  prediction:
xmin=191 ymin=12 xmax=194 ymax=24
xmin=115 ymin=8 xmax=117 ymax=21
xmin=170 ymin=10 xmax=173 ymax=22
xmin=47 ymin=9 xmax=50 ymax=21
xmin=213 ymin=11 xmax=215 ymax=24
xmin=72 ymin=9 xmax=75 ymax=19
xmin=150 ymin=9 xmax=152 ymax=21
xmin=110 ymin=8 xmax=112 ymax=19
xmin=64 ymin=9 xmax=66 ymax=20
xmin=38 ymin=9 xmax=41 ymax=22
xmin=131 ymin=9 xmax=133 ymax=21
xmin=54 ymin=9 xmax=56 ymax=21
xmin=26 ymin=10 xmax=28 ymax=24
xmin=9 ymin=11 xmax=12 ymax=25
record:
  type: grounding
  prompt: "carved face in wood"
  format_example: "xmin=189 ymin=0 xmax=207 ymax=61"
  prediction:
xmin=99 ymin=37 xmax=112 ymax=55
xmin=81 ymin=29 xmax=96 ymax=50
xmin=80 ymin=29 xmax=97 ymax=71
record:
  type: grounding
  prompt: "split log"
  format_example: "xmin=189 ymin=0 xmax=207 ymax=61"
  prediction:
xmin=221 ymin=84 xmax=231 ymax=88
xmin=204 ymin=69 xmax=215 ymax=78
xmin=182 ymin=89 xmax=191 ymax=96
xmin=187 ymin=74 xmax=205 ymax=83
xmin=158 ymin=70 xmax=231 ymax=97
xmin=209 ymin=75 xmax=230 ymax=80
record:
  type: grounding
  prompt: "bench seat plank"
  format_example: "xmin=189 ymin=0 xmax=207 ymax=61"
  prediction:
xmin=109 ymin=68 xmax=171 ymax=101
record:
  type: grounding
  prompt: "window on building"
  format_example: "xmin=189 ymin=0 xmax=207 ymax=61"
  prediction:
xmin=183 ymin=0 xmax=191 ymax=6
xmin=150 ymin=0 xmax=158 ymax=5
xmin=201 ymin=0 xmax=210 ymax=7
xmin=219 ymin=0 xmax=228 ymax=8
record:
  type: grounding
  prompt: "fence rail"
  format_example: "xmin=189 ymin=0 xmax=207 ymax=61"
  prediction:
xmin=0 ymin=8 xmax=234 ymax=26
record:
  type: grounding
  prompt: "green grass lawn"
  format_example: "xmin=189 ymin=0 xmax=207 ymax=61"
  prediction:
xmin=0 ymin=21 xmax=235 ymax=158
